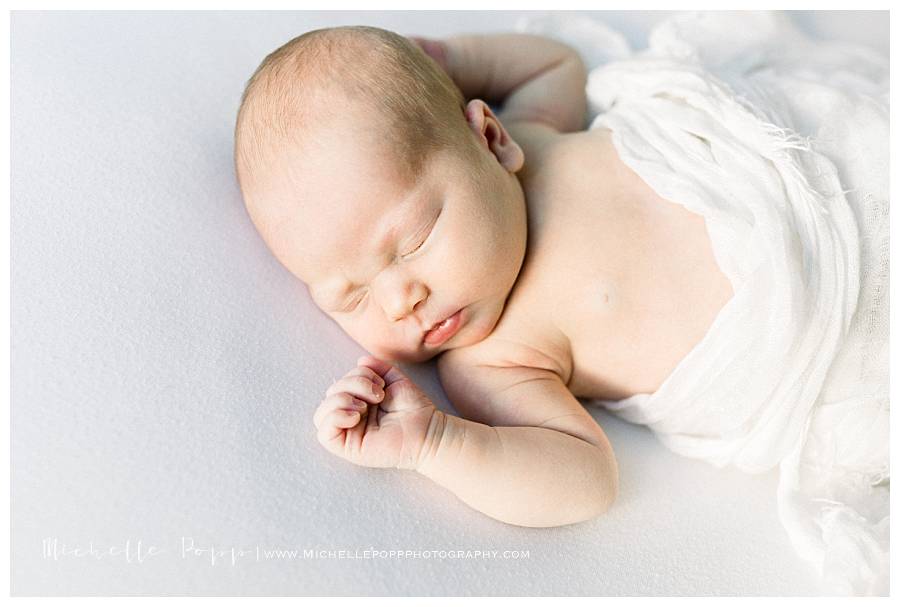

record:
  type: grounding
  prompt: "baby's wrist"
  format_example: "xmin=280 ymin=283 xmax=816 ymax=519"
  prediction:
xmin=414 ymin=409 xmax=464 ymax=476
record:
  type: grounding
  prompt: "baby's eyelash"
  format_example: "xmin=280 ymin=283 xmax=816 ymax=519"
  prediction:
xmin=404 ymin=234 xmax=428 ymax=257
xmin=341 ymin=290 xmax=366 ymax=313
xmin=402 ymin=209 xmax=441 ymax=258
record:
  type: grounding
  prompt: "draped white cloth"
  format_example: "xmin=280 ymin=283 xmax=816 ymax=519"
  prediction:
xmin=520 ymin=11 xmax=889 ymax=595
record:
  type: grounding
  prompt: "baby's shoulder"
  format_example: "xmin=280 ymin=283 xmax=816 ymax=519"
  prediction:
xmin=513 ymin=123 xmax=614 ymax=186
xmin=436 ymin=325 xmax=571 ymax=384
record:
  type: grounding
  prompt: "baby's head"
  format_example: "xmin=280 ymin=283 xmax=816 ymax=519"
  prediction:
xmin=234 ymin=25 xmax=527 ymax=364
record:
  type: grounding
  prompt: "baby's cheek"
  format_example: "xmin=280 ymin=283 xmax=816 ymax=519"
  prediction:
xmin=433 ymin=233 xmax=478 ymax=280
xmin=349 ymin=314 xmax=391 ymax=348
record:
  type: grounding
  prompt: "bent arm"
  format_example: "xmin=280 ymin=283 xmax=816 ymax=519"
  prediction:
xmin=436 ymin=33 xmax=588 ymax=132
xmin=415 ymin=410 xmax=618 ymax=527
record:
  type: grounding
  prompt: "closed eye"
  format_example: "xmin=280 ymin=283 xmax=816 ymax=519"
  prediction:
xmin=401 ymin=207 xmax=442 ymax=259
xmin=402 ymin=233 xmax=428 ymax=257
xmin=338 ymin=290 xmax=367 ymax=313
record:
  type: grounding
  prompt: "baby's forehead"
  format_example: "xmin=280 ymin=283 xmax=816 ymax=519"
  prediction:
xmin=260 ymin=137 xmax=419 ymax=227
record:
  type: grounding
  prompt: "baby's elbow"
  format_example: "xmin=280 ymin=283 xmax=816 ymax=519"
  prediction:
xmin=600 ymin=479 xmax=618 ymax=517
xmin=565 ymin=468 xmax=618 ymax=526
xmin=595 ymin=450 xmax=619 ymax=516
xmin=556 ymin=451 xmax=619 ymax=526
xmin=564 ymin=48 xmax=587 ymax=83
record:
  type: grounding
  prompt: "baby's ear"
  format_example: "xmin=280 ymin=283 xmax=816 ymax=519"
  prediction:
xmin=464 ymin=99 xmax=524 ymax=173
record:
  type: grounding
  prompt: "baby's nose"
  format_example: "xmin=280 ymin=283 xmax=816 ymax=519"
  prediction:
xmin=378 ymin=280 xmax=428 ymax=323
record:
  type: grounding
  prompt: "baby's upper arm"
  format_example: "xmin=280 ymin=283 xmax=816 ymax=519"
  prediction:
xmin=436 ymin=349 xmax=612 ymax=451
xmin=497 ymin=50 xmax=588 ymax=134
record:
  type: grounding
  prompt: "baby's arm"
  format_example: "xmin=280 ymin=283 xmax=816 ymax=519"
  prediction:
xmin=314 ymin=354 xmax=617 ymax=526
xmin=414 ymin=33 xmax=587 ymax=132
xmin=417 ymin=353 xmax=618 ymax=528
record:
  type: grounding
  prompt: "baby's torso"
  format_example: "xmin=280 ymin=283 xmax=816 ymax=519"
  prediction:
xmin=473 ymin=125 xmax=734 ymax=401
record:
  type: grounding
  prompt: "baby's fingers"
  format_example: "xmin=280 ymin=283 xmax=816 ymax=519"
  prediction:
xmin=325 ymin=372 xmax=385 ymax=404
xmin=316 ymin=407 xmax=364 ymax=447
xmin=344 ymin=364 xmax=386 ymax=388
xmin=314 ymin=393 xmax=368 ymax=430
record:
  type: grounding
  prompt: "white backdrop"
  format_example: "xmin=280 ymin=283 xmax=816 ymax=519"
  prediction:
xmin=10 ymin=10 xmax=887 ymax=596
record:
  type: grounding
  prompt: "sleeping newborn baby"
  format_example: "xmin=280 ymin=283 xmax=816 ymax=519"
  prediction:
xmin=233 ymin=25 xmax=734 ymax=527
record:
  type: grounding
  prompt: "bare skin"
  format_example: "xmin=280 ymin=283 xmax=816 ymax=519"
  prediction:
xmin=239 ymin=30 xmax=733 ymax=527
xmin=472 ymin=122 xmax=735 ymax=402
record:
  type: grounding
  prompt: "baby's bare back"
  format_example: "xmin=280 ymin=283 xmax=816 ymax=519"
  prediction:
xmin=470 ymin=124 xmax=734 ymax=401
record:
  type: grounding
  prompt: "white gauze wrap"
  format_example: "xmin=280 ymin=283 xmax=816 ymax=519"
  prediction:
xmin=519 ymin=11 xmax=889 ymax=595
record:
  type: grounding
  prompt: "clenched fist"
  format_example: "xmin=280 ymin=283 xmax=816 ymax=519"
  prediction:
xmin=314 ymin=355 xmax=439 ymax=470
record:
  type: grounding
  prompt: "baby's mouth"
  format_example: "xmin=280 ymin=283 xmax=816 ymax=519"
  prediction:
xmin=423 ymin=308 xmax=465 ymax=347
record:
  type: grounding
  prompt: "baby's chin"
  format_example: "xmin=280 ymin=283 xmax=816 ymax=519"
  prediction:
xmin=360 ymin=338 xmax=457 ymax=366
xmin=370 ymin=345 xmax=442 ymax=366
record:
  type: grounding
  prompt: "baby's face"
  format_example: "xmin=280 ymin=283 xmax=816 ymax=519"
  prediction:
xmin=247 ymin=117 xmax=527 ymax=364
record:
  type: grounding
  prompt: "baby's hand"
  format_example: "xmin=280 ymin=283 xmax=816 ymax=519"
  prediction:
xmin=313 ymin=355 xmax=438 ymax=470
xmin=409 ymin=36 xmax=450 ymax=73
